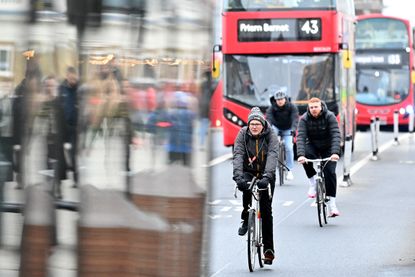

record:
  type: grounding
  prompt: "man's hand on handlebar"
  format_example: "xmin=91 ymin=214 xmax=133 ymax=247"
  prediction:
xmin=330 ymin=154 xmax=340 ymax=161
xmin=297 ymin=156 xmax=306 ymax=164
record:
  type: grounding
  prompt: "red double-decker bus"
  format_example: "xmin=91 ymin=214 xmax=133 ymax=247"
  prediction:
xmin=217 ymin=0 xmax=356 ymax=150
xmin=355 ymin=14 xmax=414 ymax=128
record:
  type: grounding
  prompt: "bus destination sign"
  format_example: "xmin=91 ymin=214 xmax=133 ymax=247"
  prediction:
xmin=238 ymin=18 xmax=321 ymax=42
xmin=355 ymin=53 xmax=408 ymax=66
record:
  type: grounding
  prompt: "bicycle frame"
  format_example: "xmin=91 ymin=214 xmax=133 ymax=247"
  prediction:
xmin=234 ymin=177 xmax=271 ymax=271
xmin=305 ymin=157 xmax=331 ymax=227
xmin=277 ymin=136 xmax=286 ymax=186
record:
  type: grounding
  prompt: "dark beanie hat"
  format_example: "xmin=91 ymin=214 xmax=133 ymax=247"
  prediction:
xmin=247 ymin=107 xmax=266 ymax=127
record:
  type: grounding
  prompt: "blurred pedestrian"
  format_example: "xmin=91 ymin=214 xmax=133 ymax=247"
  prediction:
xmin=166 ymin=91 xmax=195 ymax=166
xmin=42 ymin=75 xmax=66 ymax=197
xmin=58 ymin=66 xmax=79 ymax=185
xmin=198 ymin=71 xmax=212 ymax=150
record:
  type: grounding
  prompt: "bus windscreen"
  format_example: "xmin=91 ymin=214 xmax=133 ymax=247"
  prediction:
xmin=224 ymin=54 xmax=335 ymax=107
xmin=356 ymin=18 xmax=409 ymax=50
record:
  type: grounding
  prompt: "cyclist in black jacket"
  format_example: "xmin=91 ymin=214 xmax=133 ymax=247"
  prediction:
xmin=233 ymin=107 xmax=278 ymax=264
xmin=266 ymin=88 xmax=298 ymax=181
xmin=296 ymin=97 xmax=341 ymax=217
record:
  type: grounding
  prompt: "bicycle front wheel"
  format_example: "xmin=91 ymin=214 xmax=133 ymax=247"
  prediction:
xmin=247 ymin=210 xmax=256 ymax=272
xmin=278 ymin=142 xmax=285 ymax=186
xmin=316 ymin=180 xmax=326 ymax=227
xmin=257 ymin=215 xmax=264 ymax=268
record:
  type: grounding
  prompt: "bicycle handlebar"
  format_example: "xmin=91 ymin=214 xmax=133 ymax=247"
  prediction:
xmin=233 ymin=176 xmax=272 ymax=200
xmin=304 ymin=157 xmax=332 ymax=163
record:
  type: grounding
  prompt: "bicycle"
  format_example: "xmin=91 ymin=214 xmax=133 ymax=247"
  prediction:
xmin=234 ymin=176 xmax=272 ymax=272
xmin=304 ymin=157 xmax=335 ymax=227
xmin=277 ymin=135 xmax=286 ymax=186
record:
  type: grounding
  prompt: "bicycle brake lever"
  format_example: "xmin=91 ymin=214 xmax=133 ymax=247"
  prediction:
xmin=234 ymin=185 xmax=238 ymax=198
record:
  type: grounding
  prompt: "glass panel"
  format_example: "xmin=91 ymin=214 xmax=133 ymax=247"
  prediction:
xmin=224 ymin=54 xmax=335 ymax=107
xmin=356 ymin=18 xmax=409 ymax=49
xmin=356 ymin=68 xmax=409 ymax=105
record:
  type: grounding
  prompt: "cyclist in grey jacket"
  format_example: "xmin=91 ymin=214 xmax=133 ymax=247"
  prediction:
xmin=233 ymin=107 xmax=278 ymax=264
xmin=296 ymin=97 xmax=341 ymax=217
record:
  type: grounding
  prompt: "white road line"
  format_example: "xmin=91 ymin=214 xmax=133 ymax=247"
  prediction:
xmin=234 ymin=207 xmax=243 ymax=212
xmin=282 ymin=201 xmax=294 ymax=206
xmin=276 ymin=198 xmax=312 ymax=225
xmin=210 ymin=262 xmax=231 ymax=277
xmin=207 ymin=153 xmax=233 ymax=167
xmin=220 ymin=206 xmax=232 ymax=212
xmin=338 ymin=133 xmax=410 ymax=184
xmin=209 ymin=200 xmax=221 ymax=205
xmin=229 ymin=199 xmax=241 ymax=205
xmin=208 ymin=215 xmax=221 ymax=219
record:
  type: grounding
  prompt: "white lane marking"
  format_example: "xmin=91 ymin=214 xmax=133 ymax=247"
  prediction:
xmin=338 ymin=133 xmax=410 ymax=184
xmin=220 ymin=206 xmax=232 ymax=212
xmin=210 ymin=262 xmax=231 ymax=277
xmin=310 ymin=202 xmax=317 ymax=207
xmin=206 ymin=153 xmax=233 ymax=167
xmin=282 ymin=201 xmax=294 ymax=206
xmin=276 ymin=198 xmax=312 ymax=225
xmin=399 ymin=160 xmax=415 ymax=164
xmin=209 ymin=200 xmax=221 ymax=205
xmin=208 ymin=215 xmax=221 ymax=219
xmin=234 ymin=207 xmax=243 ymax=212
xmin=229 ymin=200 xmax=241 ymax=205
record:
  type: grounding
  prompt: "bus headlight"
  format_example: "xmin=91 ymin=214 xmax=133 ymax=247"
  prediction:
xmin=399 ymin=107 xmax=406 ymax=115
xmin=223 ymin=108 xmax=246 ymax=127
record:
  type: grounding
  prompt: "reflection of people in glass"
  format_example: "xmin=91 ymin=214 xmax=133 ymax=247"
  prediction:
xmin=297 ymin=57 xmax=333 ymax=102
xmin=228 ymin=0 xmax=244 ymax=9
xmin=166 ymin=91 xmax=195 ymax=166
xmin=242 ymin=72 xmax=255 ymax=96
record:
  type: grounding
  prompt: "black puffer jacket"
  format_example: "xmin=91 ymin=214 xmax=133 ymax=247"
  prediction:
xmin=296 ymin=102 xmax=341 ymax=157
xmin=266 ymin=96 xmax=299 ymax=131
xmin=233 ymin=121 xmax=278 ymax=182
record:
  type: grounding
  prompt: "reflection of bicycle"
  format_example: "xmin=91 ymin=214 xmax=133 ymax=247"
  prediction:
xmin=273 ymin=129 xmax=290 ymax=186
xmin=234 ymin=176 xmax=272 ymax=272
xmin=305 ymin=157 xmax=334 ymax=227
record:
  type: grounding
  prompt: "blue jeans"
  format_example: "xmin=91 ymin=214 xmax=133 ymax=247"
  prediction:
xmin=272 ymin=126 xmax=294 ymax=171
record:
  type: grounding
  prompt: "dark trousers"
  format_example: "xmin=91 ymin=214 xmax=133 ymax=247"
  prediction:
xmin=302 ymin=144 xmax=337 ymax=197
xmin=241 ymin=175 xmax=275 ymax=252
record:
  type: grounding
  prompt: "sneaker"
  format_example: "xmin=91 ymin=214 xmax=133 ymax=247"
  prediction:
xmin=263 ymin=249 xmax=275 ymax=265
xmin=286 ymin=171 xmax=294 ymax=181
xmin=329 ymin=202 xmax=340 ymax=217
xmin=307 ymin=186 xmax=316 ymax=198
xmin=238 ymin=220 xmax=248 ymax=236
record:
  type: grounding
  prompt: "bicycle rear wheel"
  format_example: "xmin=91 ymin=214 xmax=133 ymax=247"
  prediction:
xmin=247 ymin=210 xmax=256 ymax=272
xmin=278 ymin=142 xmax=285 ymax=186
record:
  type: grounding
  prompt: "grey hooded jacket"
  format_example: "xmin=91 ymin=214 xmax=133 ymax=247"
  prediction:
xmin=233 ymin=121 xmax=279 ymax=183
